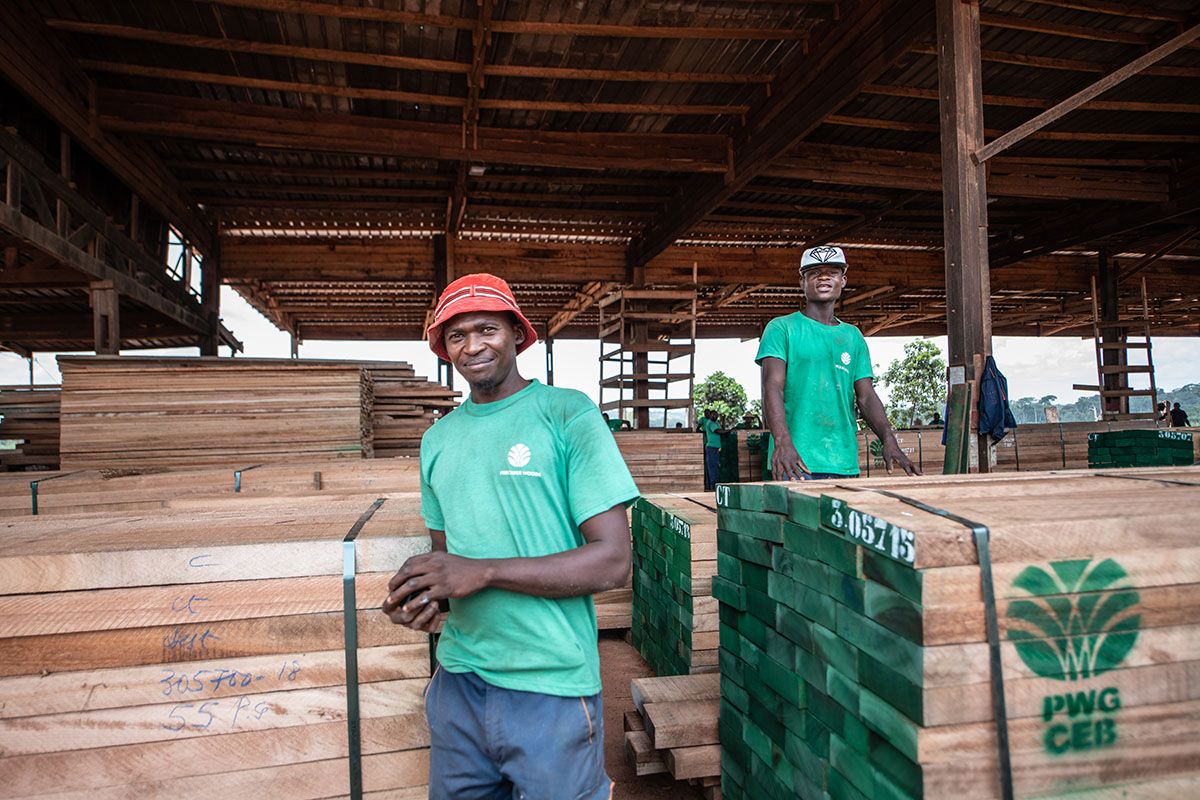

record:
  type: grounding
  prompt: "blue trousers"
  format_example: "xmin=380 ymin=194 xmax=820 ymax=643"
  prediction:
xmin=704 ymin=445 xmax=721 ymax=490
xmin=425 ymin=668 xmax=611 ymax=800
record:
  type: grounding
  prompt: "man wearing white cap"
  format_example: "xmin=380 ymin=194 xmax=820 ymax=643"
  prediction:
xmin=756 ymin=246 xmax=918 ymax=480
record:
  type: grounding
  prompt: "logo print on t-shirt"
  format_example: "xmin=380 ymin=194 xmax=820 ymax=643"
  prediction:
xmin=507 ymin=443 xmax=532 ymax=468
xmin=840 ymin=352 xmax=851 ymax=366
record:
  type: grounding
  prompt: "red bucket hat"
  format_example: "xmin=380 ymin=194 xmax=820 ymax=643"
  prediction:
xmin=425 ymin=273 xmax=539 ymax=362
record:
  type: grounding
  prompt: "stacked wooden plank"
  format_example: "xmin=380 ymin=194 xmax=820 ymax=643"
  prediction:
xmin=0 ymin=459 xmax=423 ymax=517
xmin=858 ymin=428 xmax=946 ymax=477
xmin=58 ymin=356 xmax=375 ymax=469
xmin=992 ymin=421 xmax=1156 ymax=472
xmin=713 ymin=468 xmax=1200 ymax=799
xmin=615 ymin=431 xmax=705 ymax=492
xmin=1089 ymin=429 xmax=1194 ymax=468
xmin=624 ymin=673 xmax=722 ymax=799
xmin=735 ymin=429 xmax=767 ymax=483
xmin=631 ymin=494 xmax=719 ymax=675
xmin=366 ymin=365 xmax=460 ymax=458
xmin=0 ymin=386 xmax=61 ymax=470
xmin=0 ymin=493 xmax=434 ymax=798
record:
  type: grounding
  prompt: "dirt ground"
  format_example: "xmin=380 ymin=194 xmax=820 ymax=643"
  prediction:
xmin=599 ymin=633 xmax=706 ymax=800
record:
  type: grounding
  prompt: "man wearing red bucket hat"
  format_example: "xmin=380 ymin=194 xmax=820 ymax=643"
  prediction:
xmin=382 ymin=273 xmax=638 ymax=800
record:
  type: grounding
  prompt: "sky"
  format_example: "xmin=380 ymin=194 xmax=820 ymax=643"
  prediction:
xmin=5 ymin=286 xmax=1198 ymax=407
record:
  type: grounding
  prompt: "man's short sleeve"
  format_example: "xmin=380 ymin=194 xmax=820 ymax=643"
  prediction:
xmin=755 ymin=317 xmax=789 ymax=365
xmin=419 ymin=437 xmax=445 ymax=530
xmin=853 ymin=331 xmax=874 ymax=383
xmin=563 ymin=406 xmax=640 ymax=526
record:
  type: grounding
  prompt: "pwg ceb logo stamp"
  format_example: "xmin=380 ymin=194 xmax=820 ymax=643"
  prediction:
xmin=501 ymin=443 xmax=541 ymax=478
xmin=1006 ymin=558 xmax=1141 ymax=756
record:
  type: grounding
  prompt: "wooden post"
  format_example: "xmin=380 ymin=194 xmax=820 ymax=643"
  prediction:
xmin=937 ymin=0 xmax=993 ymax=473
xmin=57 ymin=132 xmax=70 ymax=237
xmin=1097 ymin=248 xmax=1127 ymax=416
xmin=89 ymin=280 xmax=120 ymax=354
xmin=545 ymin=334 xmax=555 ymax=386
xmin=199 ymin=233 xmax=221 ymax=356
xmin=290 ymin=331 xmax=299 ymax=359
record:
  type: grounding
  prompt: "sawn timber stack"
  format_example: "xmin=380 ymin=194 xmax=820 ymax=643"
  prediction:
xmin=0 ymin=493 xmax=434 ymax=798
xmin=624 ymin=673 xmax=722 ymax=799
xmin=713 ymin=468 xmax=1200 ymax=799
xmin=632 ymin=494 xmax=718 ymax=675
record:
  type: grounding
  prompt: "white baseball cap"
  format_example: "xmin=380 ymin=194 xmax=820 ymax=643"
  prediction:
xmin=800 ymin=245 xmax=848 ymax=272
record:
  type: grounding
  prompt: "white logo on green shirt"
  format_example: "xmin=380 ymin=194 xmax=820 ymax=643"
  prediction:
xmin=507 ymin=443 xmax=532 ymax=468
xmin=840 ymin=352 xmax=851 ymax=365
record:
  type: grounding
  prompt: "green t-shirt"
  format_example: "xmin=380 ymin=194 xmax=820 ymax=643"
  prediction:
xmin=419 ymin=380 xmax=639 ymax=696
xmin=755 ymin=312 xmax=873 ymax=475
xmin=699 ymin=417 xmax=722 ymax=448
xmin=606 ymin=418 xmax=624 ymax=432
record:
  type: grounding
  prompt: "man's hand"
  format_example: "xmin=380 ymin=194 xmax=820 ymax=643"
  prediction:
xmin=381 ymin=551 xmax=491 ymax=631
xmin=771 ymin=437 xmax=811 ymax=481
xmin=881 ymin=438 xmax=921 ymax=476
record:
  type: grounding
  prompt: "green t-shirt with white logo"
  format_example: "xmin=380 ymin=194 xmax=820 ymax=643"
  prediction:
xmin=419 ymin=380 xmax=639 ymax=697
xmin=699 ymin=417 xmax=722 ymax=448
xmin=755 ymin=311 xmax=874 ymax=475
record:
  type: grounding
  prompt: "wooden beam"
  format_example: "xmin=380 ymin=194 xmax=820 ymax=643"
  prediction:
xmin=991 ymin=182 xmax=1200 ymax=267
xmin=861 ymin=83 xmax=1200 ymax=115
xmin=97 ymin=90 xmax=729 ymax=174
xmin=627 ymin=0 xmax=934 ymax=266
xmin=975 ymin=23 xmax=1200 ymax=163
xmin=0 ymin=2 xmax=213 ymax=253
xmin=801 ymin=191 xmax=922 ymax=249
xmin=937 ymin=0 xmax=992 ymax=469
xmin=48 ymin=19 xmax=771 ymax=84
xmin=910 ymin=43 xmax=1200 ymax=80
xmin=0 ymin=204 xmax=207 ymax=333
xmin=1118 ymin=226 xmax=1200 ymax=283
xmin=978 ymin=12 xmax=1151 ymax=45
xmin=548 ymin=281 xmax=618 ymax=336
xmin=202 ymin=0 xmax=816 ymax=38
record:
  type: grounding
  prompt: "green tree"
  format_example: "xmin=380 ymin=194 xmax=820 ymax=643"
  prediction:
xmin=879 ymin=340 xmax=947 ymax=429
xmin=693 ymin=372 xmax=748 ymax=428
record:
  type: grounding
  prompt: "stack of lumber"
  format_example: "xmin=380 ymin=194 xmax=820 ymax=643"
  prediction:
xmin=1089 ymin=429 xmax=1194 ymax=468
xmin=0 ymin=386 xmax=61 ymax=470
xmin=0 ymin=459 xmax=423 ymax=517
xmin=624 ymin=673 xmax=722 ymax=799
xmin=615 ymin=431 xmax=705 ymax=492
xmin=58 ymin=356 xmax=375 ymax=469
xmin=858 ymin=428 xmax=946 ymax=477
xmin=365 ymin=365 xmax=460 ymax=458
xmin=735 ymin=430 xmax=767 ymax=483
xmin=992 ymin=421 xmax=1155 ymax=472
xmin=0 ymin=493 xmax=434 ymax=798
xmin=631 ymin=494 xmax=719 ymax=675
xmin=713 ymin=468 xmax=1200 ymax=799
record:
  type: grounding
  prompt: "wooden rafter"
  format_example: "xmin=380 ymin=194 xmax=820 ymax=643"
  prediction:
xmin=861 ymin=83 xmax=1200 ymax=115
xmin=975 ymin=23 xmax=1200 ymax=163
xmin=627 ymin=0 xmax=935 ymax=267
xmin=909 ymin=44 xmax=1200 ymax=79
xmin=200 ymin=0 xmax=821 ymax=38
xmin=47 ymin=19 xmax=771 ymax=84
xmin=548 ymin=281 xmax=618 ymax=336
xmin=97 ymin=90 xmax=729 ymax=173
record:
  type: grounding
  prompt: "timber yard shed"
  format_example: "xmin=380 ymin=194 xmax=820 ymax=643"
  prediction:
xmin=4 ymin=3 xmax=1200 ymax=800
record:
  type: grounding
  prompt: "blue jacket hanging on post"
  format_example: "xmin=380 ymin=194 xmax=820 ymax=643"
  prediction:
xmin=978 ymin=355 xmax=1017 ymax=442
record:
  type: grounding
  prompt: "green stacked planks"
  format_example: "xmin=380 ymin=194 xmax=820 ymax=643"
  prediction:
xmin=714 ymin=469 xmax=1200 ymax=799
xmin=1088 ymin=429 xmax=1194 ymax=468
xmin=631 ymin=494 xmax=719 ymax=676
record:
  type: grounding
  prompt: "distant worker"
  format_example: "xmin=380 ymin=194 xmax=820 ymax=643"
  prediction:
xmin=1157 ymin=402 xmax=1170 ymax=424
xmin=1170 ymin=402 xmax=1191 ymax=428
xmin=602 ymin=412 xmax=623 ymax=433
xmin=698 ymin=408 xmax=726 ymax=491
xmin=929 ymin=410 xmax=943 ymax=426
xmin=757 ymin=246 xmax=919 ymax=479
xmin=620 ymin=419 xmax=632 ymax=431
xmin=736 ymin=413 xmax=760 ymax=430
xmin=674 ymin=422 xmax=684 ymax=429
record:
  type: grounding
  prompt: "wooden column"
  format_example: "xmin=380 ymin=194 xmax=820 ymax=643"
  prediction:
xmin=199 ymin=233 xmax=221 ymax=355
xmin=89 ymin=280 xmax=120 ymax=354
xmin=545 ymin=334 xmax=555 ymax=386
xmin=937 ymin=0 xmax=993 ymax=472
xmin=1097 ymin=248 xmax=1127 ymax=416
xmin=432 ymin=234 xmax=455 ymax=390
